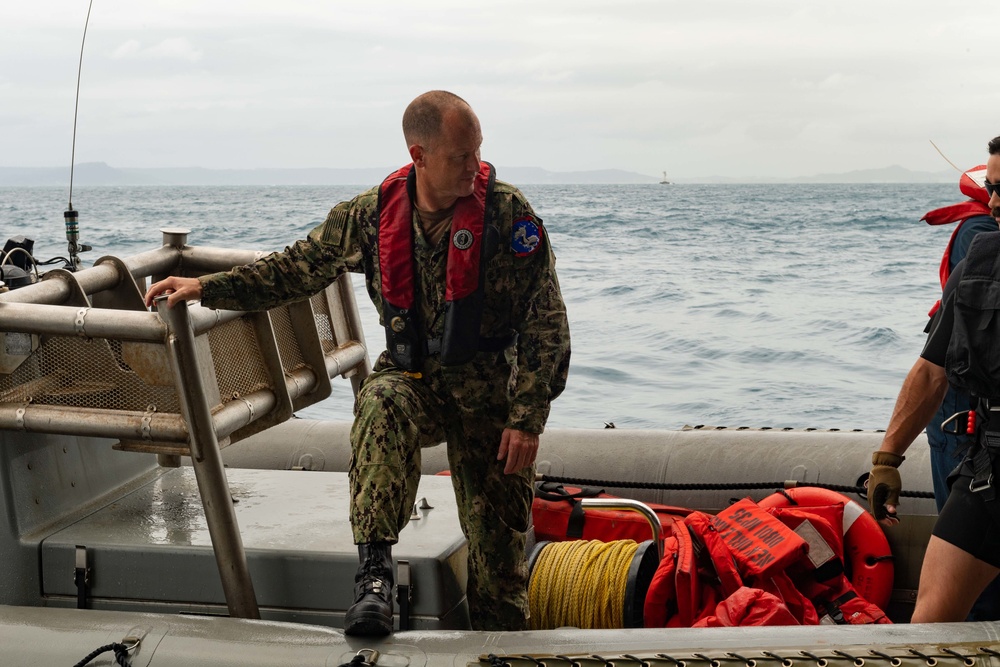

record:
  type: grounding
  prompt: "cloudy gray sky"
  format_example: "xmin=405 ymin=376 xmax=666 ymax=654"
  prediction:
xmin=3 ymin=1 xmax=997 ymax=179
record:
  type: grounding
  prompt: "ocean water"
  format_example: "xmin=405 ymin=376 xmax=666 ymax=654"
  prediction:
xmin=0 ymin=182 xmax=974 ymax=431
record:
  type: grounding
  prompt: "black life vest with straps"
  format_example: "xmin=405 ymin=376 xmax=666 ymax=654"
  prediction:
xmin=946 ymin=231 xmax=1000 ymax=401
xmin=376 ymin=161 xmax=501 ymax=371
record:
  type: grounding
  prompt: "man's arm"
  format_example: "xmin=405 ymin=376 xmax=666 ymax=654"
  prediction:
xmin=495 ymin=195 xmax=571 ymax=474
xmin=144 ymin=200 xmax=367 ymax=312
xmin=498 ymin=429 xmax=539 ymax=475
xmin=870 ymin=357 xmax=949 ymax=524
xmin=496 ymin=236 xmax=569 ymax=474
xmin=145 ymin=276 xmax=203 ymax=308
xmin=505 ymin=228 xmax=571 ymax=435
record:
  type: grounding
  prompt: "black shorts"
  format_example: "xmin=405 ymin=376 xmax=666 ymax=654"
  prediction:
xmin=933 ymin=473 xmax=1000 ymax=568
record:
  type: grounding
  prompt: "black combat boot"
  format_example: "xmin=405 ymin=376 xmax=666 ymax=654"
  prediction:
xmin=344 ymin=541 xmax=394 ymax=636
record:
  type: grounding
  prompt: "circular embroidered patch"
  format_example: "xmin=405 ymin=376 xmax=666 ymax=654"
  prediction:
xmin=452 ymin=228 xmax=474 ymax=250
xmin=511 ymin=218 xmax=542 ymax=256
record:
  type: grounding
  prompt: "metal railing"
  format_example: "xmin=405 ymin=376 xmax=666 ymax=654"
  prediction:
xmin=0 ymin=228 xmax=371 ymax=619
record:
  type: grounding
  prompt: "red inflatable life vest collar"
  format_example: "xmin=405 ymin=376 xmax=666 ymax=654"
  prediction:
xmin=378 ymin=162 xmax=492 ymax=308
xmin=447 ymin=166 xmax=490 ymax=301
xmin=921 ymin=165 xmax=990 ymax=223
xmin=923 ymin=201 xmax=991 ymax=227
xmin=960 ymin=165 xmax=990 ymax=205
xmin=376 ymin=162 xmax=497 ymax=369
xmin=378 ymin=165 xmax=417 ymax=308
xmin=920 ymin=165 xmax=992 ymax=318
xmin=920 ymin=164 xmax=989 ymax=226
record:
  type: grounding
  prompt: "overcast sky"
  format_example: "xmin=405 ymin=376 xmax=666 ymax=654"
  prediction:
xmin=3 ymin=1 xmax=998 ymax=179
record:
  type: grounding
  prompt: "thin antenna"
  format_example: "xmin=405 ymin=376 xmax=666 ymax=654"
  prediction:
xmin=929 ymin=139 xmax=963 ymax=174
xmin=65 ymin=0 xmax=94 ymax=271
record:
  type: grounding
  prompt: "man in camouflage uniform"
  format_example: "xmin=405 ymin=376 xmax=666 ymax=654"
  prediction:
xmin=145 ymin=90 xmax=571 ymax=634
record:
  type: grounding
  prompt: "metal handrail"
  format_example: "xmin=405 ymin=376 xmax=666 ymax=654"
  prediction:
xmin=579 ymin=498 xmax=664 ymax=560
xmin=0 ymin=228 xmax=372 ymax=619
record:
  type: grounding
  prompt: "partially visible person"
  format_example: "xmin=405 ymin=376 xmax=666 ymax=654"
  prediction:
xmin=145 ymin=90 xmax=571 ymax=635
xmin=922 ymin=167 xmax=995 ymax=507
xmin=867 ymin=135 xmax=1000 ymax=622
xmin=919 ymin=168 xmax=1000 ymax=621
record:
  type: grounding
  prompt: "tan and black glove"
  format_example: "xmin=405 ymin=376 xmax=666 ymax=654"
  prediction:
xmin=867 ymin=451 xmax=904 ymax=520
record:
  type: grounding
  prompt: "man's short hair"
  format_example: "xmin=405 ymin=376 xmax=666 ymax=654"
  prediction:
xmin=402 ymin=91 xmax=472 ymax=149
xmin=988 ymin=136 xmax=1000 ymax=156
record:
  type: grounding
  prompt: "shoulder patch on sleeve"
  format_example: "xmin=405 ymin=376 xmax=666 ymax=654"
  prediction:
xmin=511 ymin=217 xmax=543 ymax=257
xmin=320 ymin=207 xmax=349 ymax=245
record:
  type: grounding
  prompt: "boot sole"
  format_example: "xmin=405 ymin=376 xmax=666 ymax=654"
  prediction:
xmin=344 ymin=612 xmax=393 ymax=636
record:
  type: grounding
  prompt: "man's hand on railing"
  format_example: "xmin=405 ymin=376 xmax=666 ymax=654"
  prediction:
xmin=145 ymin=276 xmax=204 ymax=309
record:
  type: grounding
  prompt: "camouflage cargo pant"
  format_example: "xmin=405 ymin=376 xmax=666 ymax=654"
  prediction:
xmin=349 ymin=355 xmax=534 ymax=631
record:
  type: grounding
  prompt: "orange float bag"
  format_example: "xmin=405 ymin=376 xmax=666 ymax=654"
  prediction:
xmin=532 ymin=482 xmax=690 ymax=543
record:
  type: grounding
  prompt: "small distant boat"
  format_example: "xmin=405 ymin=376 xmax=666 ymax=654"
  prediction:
xmin=659 ymin=171 xmax=671 ymax=184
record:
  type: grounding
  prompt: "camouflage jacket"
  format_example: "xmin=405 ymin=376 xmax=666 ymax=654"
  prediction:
xmin=200 ymin=176 xmax=570 ymax=433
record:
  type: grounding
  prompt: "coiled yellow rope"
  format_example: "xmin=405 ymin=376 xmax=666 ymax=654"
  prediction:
xmin=528 ymin=539 xmax=639 ymax=629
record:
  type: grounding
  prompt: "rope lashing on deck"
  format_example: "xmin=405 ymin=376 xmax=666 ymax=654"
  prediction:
xmin=72 ymin=642 xmax=132 ymax=667
xmin=529 ymin=539 xmax=638 ymax=629
xmin=538 ymin=475 xmax=935 ymax=499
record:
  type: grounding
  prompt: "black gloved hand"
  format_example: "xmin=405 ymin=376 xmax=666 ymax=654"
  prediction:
xmin=867 ymin=451 xmax=904 ymax=520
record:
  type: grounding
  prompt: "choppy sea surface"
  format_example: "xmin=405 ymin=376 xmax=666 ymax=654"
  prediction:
xmin=0 ymin=182 xmax=976 ymax=431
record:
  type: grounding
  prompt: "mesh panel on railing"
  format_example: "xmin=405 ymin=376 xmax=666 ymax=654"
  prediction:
xmin=269 ymin=306 xmax=307 ymax=374
xmin=207 ymin=317 xmax=272 ymax=404
xmin=0 ymin=290 xmax=360 ymax=422
xmin=310 ymin=292 xmax=338 ymax=354
xmin=0 ymin=336 xmax=181 ymax=412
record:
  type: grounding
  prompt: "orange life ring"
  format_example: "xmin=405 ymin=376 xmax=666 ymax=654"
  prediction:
xmin=757 ymin=487 xmax=893 ymax=611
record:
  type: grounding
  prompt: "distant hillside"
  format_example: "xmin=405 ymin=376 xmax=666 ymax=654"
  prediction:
xmin=0 ymin=163 xmax=662 ymax=187
xmin=0 ymin=162 xmax=959 ymax=186
xmin=788 ymin=164 xmax=955 ymax=184
xmin=679 ymin=165 xmax=956 ymax=184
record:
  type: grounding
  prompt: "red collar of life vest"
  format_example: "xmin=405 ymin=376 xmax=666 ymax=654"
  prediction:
xmin=378 ymin=162 xmax=492 ymax=310
xmin=922 ymin=165 xmax=992 ymax=317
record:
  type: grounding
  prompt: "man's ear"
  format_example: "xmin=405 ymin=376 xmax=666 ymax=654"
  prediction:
xmin=408 ymin=144 xmax=424 ymax=166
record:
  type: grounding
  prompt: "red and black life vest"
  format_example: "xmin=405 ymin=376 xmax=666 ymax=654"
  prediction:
xmin=923 ymin=165 xmax=991 ymax=318
xmin=377 ymin=161 xmax=499 ymax=371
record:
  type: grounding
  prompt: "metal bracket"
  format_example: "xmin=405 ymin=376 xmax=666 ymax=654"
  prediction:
xmin=941 ymin=410 xmax=967 ymax=435
xmin=120 ymin=635 xmax=142 ymax=654
xmin=241 ymin=397 xmax=255 ymax=421
xmin=74 ymin=545 xmax=89 ymax=609
xmin=397 ymin=559 xmax=412 ymax=631
xmin=141 ymin=406 xmax=157 ymax=441
xmin=74 ymin=308 xmax=89 ymax=336
xmin=357 ymin=649 xmax=381 ymax=666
